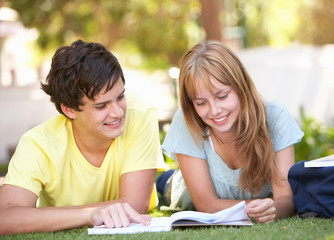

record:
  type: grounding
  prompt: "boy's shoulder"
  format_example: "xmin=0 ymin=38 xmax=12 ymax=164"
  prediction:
xmin=23 ymin=114 xmax=69 ymax=141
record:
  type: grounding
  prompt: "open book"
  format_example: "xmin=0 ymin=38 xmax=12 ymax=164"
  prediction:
xmin=88 ymin=201 xmax=252 ymax=235
xmin=304 ymin=154 xmax=334 ymax=167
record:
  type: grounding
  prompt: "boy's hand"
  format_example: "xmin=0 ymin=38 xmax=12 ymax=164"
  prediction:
xmin=90 ymin=202 xmax=151 ymax=228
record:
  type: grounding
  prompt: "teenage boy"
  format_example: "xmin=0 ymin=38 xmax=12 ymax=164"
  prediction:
xmin=0 ymin=40 xmax=164 ymax=234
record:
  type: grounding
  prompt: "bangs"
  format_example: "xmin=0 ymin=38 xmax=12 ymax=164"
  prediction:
xmin=184 ymin=61 xmax=231 ymax=100
xmin=185 ymin=68 xmax=207 ymax=100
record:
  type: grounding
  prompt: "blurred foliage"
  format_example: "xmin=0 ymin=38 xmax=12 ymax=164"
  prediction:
xmin=7 ymin=0 xmax=203 ymax=69
xmin=226 ymin=0 xmax=334 ymax=47
xmin=296 ymin=0 xmax=334 ymax=45
xmin=0 ymin=163 xmax=8 ymax=175
xmin=230 ymin=0 xmax=301 ymax=47
xmin=295 ymin=107 xmax=334 ymax=163
xmin=6 ymin=0 xmax=334 ymax=67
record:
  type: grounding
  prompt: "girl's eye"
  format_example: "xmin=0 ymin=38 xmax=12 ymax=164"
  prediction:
xmin=195 ymin=101 xmax=205 ymax=106
xmin=219 ymin=94 xmax=227 ymax=100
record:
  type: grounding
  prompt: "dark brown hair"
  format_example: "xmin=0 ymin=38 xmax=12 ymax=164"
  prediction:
xmin=41 ymin=39 xmax=125 ymax=116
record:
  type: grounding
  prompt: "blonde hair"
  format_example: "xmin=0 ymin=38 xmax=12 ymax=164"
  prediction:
xmin=178 ymin=41 xmax=277 ymax=194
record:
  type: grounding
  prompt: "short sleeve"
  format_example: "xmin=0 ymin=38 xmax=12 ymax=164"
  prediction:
xmin=162 ymin=109 xmax=206 ymax=161
xmin=4 ymin=133 xmax=49 ymax=196
xmin=121 ymin=107 xmax=165 ymax=174
xmin=266 ymin=102 xmax=304 ymax=152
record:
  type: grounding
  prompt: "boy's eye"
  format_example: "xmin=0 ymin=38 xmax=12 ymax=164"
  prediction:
xmin=117 ymin=94 xmax=125 ymax=100
xmin=96 ymin=104 xmax=106 ymax=110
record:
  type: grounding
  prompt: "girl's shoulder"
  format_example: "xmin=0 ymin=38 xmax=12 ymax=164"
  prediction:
xmin=265 ymin=101 xmax=291 ymax=124
xmin=265 ymin=101 xmax=304 ymax=151
xmin=265 ymin=101 xmax=288 ymax=114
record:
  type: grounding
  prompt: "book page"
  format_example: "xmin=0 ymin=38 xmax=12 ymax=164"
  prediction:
xmin=170 ymin=201 xmax=252 ymax=225
xmin=88 ymin=217 xmax=171 ymax=235
xmin=171 ymin=219 xmax=253 ymax=227
xmin=304 ymin=155 xmax=334 ymax=167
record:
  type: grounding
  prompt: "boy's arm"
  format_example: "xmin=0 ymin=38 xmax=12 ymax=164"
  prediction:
xmin=0 ymin=184 xmax=93 ymax=234
xmin=0 ymin=169 xmax=155 ymax=235
xmin=119 ymin=169 xmax=157 ymax=213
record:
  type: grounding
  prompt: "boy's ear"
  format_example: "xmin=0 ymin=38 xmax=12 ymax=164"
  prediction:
xmin=60 ymin=104 xmax=77 ymax=119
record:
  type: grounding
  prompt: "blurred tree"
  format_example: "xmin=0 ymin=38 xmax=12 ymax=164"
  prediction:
xmin=7 ymin=0 xmax=203 ymax=68
xmin=229 ymin=0 xmax=334 ymax=47
xmin=9 ymin=0 xmax=332 ymax=68
xmin=297 ymin=0 xmax=334 ymax=45
xmin=2 ymin=0 xmax=334 ymax=62
xmin=199 ymin=0 xmax=223 ymax=41
xmin=232 ymin=0 xmax=301 ymax=47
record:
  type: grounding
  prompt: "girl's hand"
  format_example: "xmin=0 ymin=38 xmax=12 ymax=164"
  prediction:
xmin=245 ymin=199 xmax=276 ymax=223
xmin=90 ymin=202 xmax=151 ymax=228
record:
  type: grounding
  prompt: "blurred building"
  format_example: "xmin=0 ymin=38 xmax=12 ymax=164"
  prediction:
xmin=237 ymin=44 xmax=334 ymax=124
xmin=0 ymin=7 xmax=39 ymax=87
xmin=0 ymin=7 xmax=56 ymax=164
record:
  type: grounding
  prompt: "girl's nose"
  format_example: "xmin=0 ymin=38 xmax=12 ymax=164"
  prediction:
xmin=209 ymin=101 xmax=221 ymax=116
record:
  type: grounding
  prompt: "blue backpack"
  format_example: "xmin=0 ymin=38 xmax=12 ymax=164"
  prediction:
xmin=288 ymin=161 xmax=334 ymax=218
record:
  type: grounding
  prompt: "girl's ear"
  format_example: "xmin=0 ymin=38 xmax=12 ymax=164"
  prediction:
xmin=60 ymin=104 xmax=77 ymax=120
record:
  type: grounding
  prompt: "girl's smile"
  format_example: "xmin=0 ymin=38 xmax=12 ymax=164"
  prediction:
xmin=211 ymin=113 xmax=230 ymax=125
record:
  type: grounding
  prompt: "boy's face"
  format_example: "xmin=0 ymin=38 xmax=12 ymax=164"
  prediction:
xmin=71 ymin=78 xmax=127 ymax=144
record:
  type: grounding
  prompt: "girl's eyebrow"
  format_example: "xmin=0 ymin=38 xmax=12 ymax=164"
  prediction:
xmin=194 ymin=87 xmax=230 ymax=100
xmin=214 ymin=87 xmax=230 ymax=95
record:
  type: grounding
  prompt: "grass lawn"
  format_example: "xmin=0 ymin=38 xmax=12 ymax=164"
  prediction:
xmin=0 ymin=215 xmax=333 ymax=239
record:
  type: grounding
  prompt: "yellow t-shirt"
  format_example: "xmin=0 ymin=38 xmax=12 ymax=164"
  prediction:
xmin=4 ymin=98 xmax=165 ymax=209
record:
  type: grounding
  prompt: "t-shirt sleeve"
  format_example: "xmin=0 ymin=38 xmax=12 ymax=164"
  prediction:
xmin=121 ymin=107 xmax=165 ymax=174
xmin=161 ymin=109 xmax=206 ymax=161
xmin=267 ymin=102 xmax=304 ymax=152
xmin=3 ymin=133 xmax=48 ymax=196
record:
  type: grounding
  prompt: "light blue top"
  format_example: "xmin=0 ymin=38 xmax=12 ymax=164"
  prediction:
xmin=162 ymin=102 xmax=304 ymax=200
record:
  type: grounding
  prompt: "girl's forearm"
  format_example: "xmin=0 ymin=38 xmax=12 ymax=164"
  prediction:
xmin=274 ymin=196 xmax=296 ymax=219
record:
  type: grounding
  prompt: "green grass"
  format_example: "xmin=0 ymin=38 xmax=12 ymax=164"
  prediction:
xmin=0 ymin=216 xmax=333 ymax=239
xmin=0 ymin=164 xmax=8 ymax=176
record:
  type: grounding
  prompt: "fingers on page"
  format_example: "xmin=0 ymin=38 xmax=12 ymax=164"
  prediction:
xmin=123 ymin=203 xmax=150 ymax=226
xmin=110 ymin=204 xmax=130 ymax=228
xmin=100 ymin=207 xmax=115 ymax=228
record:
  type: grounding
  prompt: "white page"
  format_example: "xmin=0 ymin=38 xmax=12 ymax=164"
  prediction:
xmin=170 ymin=201 xmax=250 ymax=224
xmin=88 ymin=217 xmax=171 ymax=235
xmin=304 ymin=155 xmax=334 ymax=167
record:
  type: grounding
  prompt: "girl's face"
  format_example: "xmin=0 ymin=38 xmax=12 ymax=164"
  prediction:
xmin=71 ymin=78 xmax=127 ymax=143
xmin=192 ymin=77 xmax=240 ymax=137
